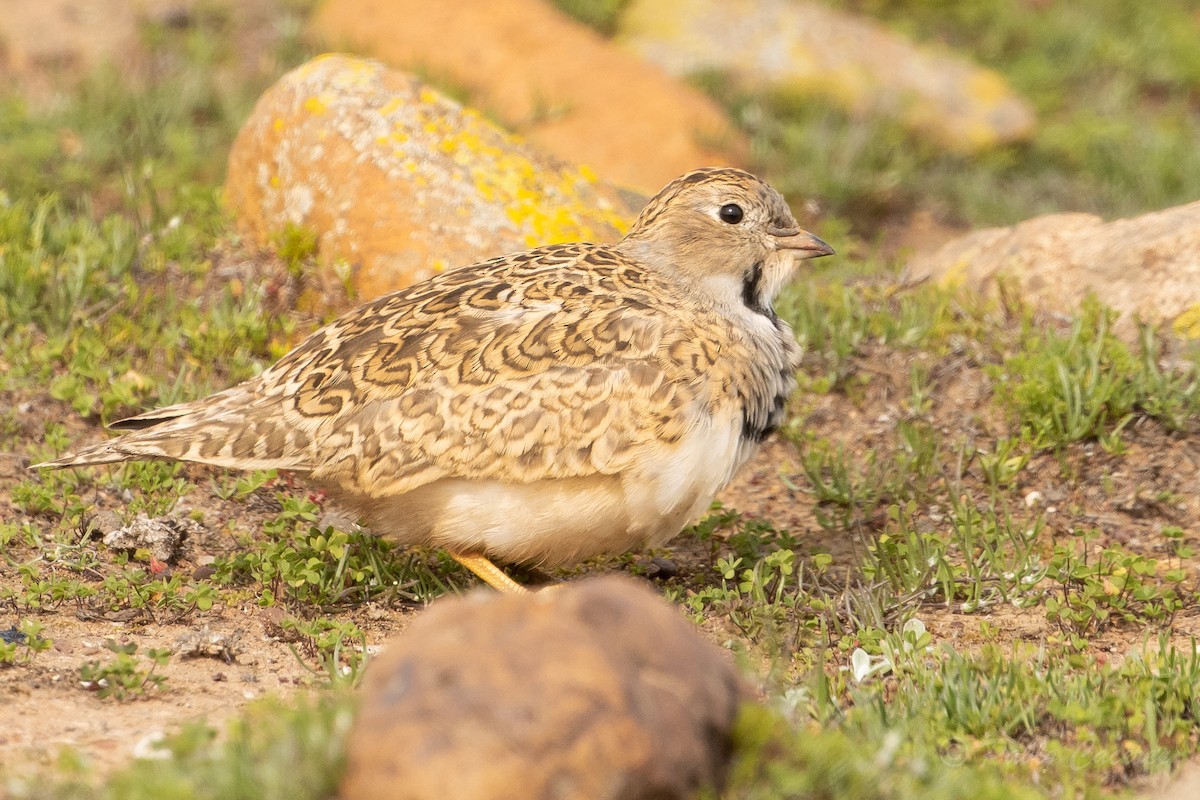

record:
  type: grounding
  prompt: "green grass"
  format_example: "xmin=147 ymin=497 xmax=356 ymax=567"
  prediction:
xmin=731 ymin=0 xmax=1200 ymax=233
xmin=212 ymin=494 xmax=459 ymax=608
xmin=988 ymin=302 xmax=1200 ymax=449
xmin=78 ymin=641 xmax=173 ymax=701
xmin=551 ymin=0 xmax=632 ymax=34
xmin=5 ymin=694 xmax=355 ymax=800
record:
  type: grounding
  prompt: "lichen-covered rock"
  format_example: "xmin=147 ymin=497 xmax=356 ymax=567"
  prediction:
xmin=906 ymin=201 xmax=1200 ymax=337
xmin=341 ymin=576 xmax=747 ymax=800
xmin=618 ymin=0 xmax=1036 ymax=153
xmin=308 ymin=0 xmax=745 ymax=192
xmin=226 ymin=55 xmax=640 ymax=302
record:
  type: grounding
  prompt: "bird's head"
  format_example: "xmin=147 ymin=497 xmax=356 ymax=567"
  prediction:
xmin=617 ymin=167 xmax=833 ymax=314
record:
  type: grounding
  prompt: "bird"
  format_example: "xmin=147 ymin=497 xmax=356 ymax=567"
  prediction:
xmin=35 ymin=167 xmax=833 ymax=593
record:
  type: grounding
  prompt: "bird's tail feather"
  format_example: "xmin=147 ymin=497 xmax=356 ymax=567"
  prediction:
xmin=32 ymin=389 xmax=313 ymax=473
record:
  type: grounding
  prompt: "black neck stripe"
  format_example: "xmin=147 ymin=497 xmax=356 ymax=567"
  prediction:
xmin=742 ymin=261 xmax=770 ymax=317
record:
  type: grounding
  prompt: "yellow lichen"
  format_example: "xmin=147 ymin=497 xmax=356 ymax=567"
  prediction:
xmin=372 ymin=74 xmax=633 ymax=246
xmin=968 ymin=69 xmax=1014 ymax=106
xmin=1172 ymin=304 xmax=1200 ymax=339
xmin=936 ymin=259 xmax=971 ymax=289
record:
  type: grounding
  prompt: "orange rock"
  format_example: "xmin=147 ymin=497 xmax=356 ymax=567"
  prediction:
xmin=226 ymin=55 xmax=639 ymax=303
xmin=307 ymin=0 xmax=745 ymax=193
xmin=341 ymin=576 xmax=747 ymax=800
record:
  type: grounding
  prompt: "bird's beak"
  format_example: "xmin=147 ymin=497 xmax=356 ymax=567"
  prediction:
xmin=770 ymin=227 xmax=835 ymax=258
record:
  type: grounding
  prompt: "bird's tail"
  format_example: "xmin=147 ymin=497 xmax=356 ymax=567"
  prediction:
xmin=33 ymin=386 xmax=312 ymax=472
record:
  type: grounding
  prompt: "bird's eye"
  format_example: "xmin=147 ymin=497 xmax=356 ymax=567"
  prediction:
xmin=718 ymin=203 xmax=744 ymax=224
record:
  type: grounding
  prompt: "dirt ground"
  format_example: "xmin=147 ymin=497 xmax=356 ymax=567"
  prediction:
xmin=4 ymin=337 xmax=1198 ymax=777
xmin=0 ymin=434 xmax=805 ymax=774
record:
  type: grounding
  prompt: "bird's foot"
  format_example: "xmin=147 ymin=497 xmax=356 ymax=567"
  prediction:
xmin=448 ymin=552 xmax=531 ymax=594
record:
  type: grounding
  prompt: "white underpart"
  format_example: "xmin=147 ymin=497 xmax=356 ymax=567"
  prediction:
xmin=373 ymin=407 xmax=751 ymax=568
xmin=626 ymin=404 xmax=749 ymax=549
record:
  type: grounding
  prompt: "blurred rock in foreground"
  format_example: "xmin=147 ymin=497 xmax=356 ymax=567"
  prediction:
xmin=906 ymin=201 xmax=1200 ymax=337
xmin=341 ymin=576 xmax=746 ymax=800
xmin=226 ymin=55 xmax=639 ymax=305
xmin=618 ymin=0 xmax=1035 ymax=153
xmin=308 ymin=0 xmax=746 ymax=192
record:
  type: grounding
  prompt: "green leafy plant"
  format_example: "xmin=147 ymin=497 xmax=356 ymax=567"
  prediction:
xmin=0 ymin=619 xmax=53 ymax=666
xmin=79 ymin=640 xmax=172 ymax=700
xmin=1045 ymin=530 xmax=1193 ymax=643
xmin=214 ymin=495 xmax=448 ymax=607
xmin=282 ymin=617 xmax=369 ymax=689
xmin=988 ymin=301 xmax=1199 ymax=450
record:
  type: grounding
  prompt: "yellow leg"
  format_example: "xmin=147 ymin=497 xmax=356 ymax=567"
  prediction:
xmin=449 ymin=552 xmax=530 ymax=595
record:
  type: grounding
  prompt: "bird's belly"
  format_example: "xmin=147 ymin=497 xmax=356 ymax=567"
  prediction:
xmin=622 ymin=407 xmax=751 ymax=549
xmin=365 ymin=475 xmax=637 ymax=567
xmin=353 ymin=412 xmax=753 ymax=568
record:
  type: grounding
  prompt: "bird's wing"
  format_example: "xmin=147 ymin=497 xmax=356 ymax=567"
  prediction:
xmin=39 ymin=245 xmax=737 ymax=492
xmin=283 ymin=245 xmax=734 ymax=497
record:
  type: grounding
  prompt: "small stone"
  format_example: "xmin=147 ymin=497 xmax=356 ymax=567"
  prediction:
xmin=0 ymin=627 xmax=25 ymax=645
xmin=645 ymin=557 xmax=680 ymax=580
xmin=86 ymin=509 xmax=123 ymax=538
xmin=131 ymin=730 xmax=168 ymax=761
xmin=341 ymin=576 xmax=747 ymax=800
xmin=1146 ymin=762 xmax=1200 ymax=800
xmin=101 ymin=512 xmax=201 ymax=563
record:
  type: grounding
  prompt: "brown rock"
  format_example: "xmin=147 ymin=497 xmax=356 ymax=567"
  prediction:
xmin=226 ymin=55 xmax=639 ymax=303
xmin=341 ymin=576 xmax=747 ymax=800
xmin=619 ymin=0 xmax=1036 ymax=153
xmin=307 ymin=0 xmax=745 ymax=193
xmin=906 ymin=201 xmax=1200 ymax=337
